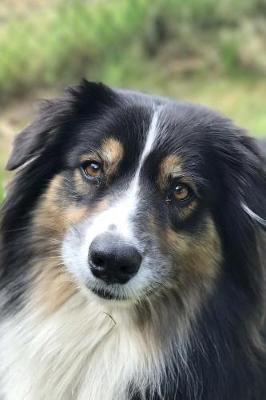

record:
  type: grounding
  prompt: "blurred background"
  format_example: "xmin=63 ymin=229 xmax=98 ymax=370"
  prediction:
xmin=1 ymin=0 xmax=266 ymax=200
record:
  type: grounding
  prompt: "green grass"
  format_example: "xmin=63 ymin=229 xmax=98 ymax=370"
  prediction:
xmin=0 ymin=0 xmax=266 ymax=103
xmin=1 ymin=0 xmax=266 ymax=201
xmin=0 ymin=0 xmax=151 ymax=101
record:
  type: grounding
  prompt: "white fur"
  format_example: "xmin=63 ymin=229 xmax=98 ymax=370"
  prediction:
xmin=0 ymin=289 xmax=190 ymax=400
xmin=62 ymin=110 xmax=165 ymax=300
xmin=81 ymin=109 xmax=159 ymax=244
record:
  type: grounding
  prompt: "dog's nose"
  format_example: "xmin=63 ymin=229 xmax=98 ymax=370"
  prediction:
xmin=89 ymin=233 xmax=142 ymax=284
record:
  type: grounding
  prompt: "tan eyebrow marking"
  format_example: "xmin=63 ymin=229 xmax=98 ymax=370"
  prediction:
xmin=158 ymin=154 xmax=198 ymax=194
xmin=80 ymin=138 xmax=124 ymax=179
xmin=101 ymin=137 xmax=124 ymax=175
xmin=158 ymin=154 xmax=183 ymax=188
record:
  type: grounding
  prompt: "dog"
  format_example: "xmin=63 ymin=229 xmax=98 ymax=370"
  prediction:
xmin=0 ymin=80 xmax=266 ymax=400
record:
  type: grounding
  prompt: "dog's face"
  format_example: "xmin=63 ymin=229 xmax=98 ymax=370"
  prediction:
xmin=3 ymin=81 xmax=266 ymax=313
xmin=61 ymin=100 xmax=222 ymax=304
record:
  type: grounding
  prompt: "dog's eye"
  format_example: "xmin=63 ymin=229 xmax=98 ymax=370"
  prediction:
xmin=167 ymin=182 xmax=194 ymax=204
xmin=81 ymin=160 xmax=103 ymax=180
xmin=174 ymin=184 xmax=191 ymax=201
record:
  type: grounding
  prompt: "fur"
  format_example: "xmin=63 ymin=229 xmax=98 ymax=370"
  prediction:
xmin=0 ymin=81 xmax=266 ymax=399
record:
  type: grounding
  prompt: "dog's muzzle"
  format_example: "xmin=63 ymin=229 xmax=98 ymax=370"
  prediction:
xmin=89 ymin=232 xmax=142 ymax=285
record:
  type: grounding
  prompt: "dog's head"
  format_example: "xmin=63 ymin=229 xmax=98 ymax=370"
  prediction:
xmin=2 ymin=81 xmax=266 ymax=315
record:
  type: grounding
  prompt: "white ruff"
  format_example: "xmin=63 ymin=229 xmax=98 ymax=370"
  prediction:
xmin=0 ymin=293 xmax=160 ymax=400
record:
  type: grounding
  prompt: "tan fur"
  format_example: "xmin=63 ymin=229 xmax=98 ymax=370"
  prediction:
xmin=101 ymin=137 xmax=124 ymax=177
xmin=177 ymin=199 xmax=199 ymax=219
xmin=164 ymin=216 xmax=221 ymax=289
xmin=31 ymin=175 xmax=110 ymax=315
xmin=158 ymin=154 xmax=183 ymax=188
xmin=33 ymin=262 xmax=77 ymax=315
xmin=74 ymin=169 xmax=92 ymax=196
xmin=33 ymin=176 xmax=88 ymax=236
xmin=80 ymin=137 xmax=124 ymax=181
xmin=159 ymin=154 xmax=197 ymax=193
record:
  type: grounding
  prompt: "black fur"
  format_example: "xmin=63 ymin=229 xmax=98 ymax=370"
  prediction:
xmin=1 ymin=81 xmax=266 ymax=399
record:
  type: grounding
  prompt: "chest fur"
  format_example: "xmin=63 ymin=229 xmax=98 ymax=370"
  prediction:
xmin=0 ymin=296 xmax=152 ymax=400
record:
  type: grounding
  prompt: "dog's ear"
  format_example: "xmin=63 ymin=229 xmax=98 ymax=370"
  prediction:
xmin=214 ymin=131 xmax=266 ymax=232
xmin=239 ymin=136 xmax=266 ymax=230
xmin=6 ymin=80 xmax=117 ymax=171
xmin=6 ymin=101 xmax=58 ymax=171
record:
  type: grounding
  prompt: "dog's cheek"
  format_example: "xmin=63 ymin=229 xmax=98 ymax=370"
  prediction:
xmin=32 ymin=175 xmax=86 ymax=236
xmin=162 ymin=216 xmax=222 ymax=292
xmin=29 ymin=174 xmax=109 ymax=316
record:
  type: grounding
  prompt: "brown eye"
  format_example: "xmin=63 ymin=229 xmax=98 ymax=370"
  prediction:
xmin=174 ymin=184 xmax=191 ymax=202
xmin=81 ymin=160 xmax=103 ymax=179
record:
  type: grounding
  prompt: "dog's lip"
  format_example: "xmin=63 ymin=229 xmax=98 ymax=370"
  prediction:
xmin=89 ymin=285 xmax=128 ymax=301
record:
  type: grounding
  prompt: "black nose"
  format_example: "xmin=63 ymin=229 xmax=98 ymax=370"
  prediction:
xmin=89 ymin=233 xmax=142 ymax=284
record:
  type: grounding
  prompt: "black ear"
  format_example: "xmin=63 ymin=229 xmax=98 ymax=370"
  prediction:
xmin=6 ymin=80 xmax=117 ymax=171
xmin=6 ymin=101 xmax=59 ymax=171
xmin=240 ymin=136 xmax=266 ymax=230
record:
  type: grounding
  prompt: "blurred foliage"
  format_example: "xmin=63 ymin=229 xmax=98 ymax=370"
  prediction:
xmin=0 ymin=0 xmax=266 ymax=103
xmin=1 ymin=0 xmax=266 ymax=201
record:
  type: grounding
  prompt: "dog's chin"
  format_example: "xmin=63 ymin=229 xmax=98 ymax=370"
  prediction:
xmin=85 ymin=274 xmax=164 ymax=303
xmin=86 ymin=282 xmax=132 ymax=303
xmin=90 ymin=286 xmax=128 ymax=301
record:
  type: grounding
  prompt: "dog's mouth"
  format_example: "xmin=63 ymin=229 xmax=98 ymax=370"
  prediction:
xmin=89 ymin=285 xmax=129 ymax=301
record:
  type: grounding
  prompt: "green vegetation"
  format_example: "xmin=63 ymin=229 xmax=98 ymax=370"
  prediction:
xmin=0 ymin=0 xmax=266 ymax=201
xmin=1 ymin=0 xmax=266 ymax=102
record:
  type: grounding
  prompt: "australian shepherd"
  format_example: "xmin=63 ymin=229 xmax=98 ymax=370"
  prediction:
xmin=0 ymin=81 xmax=266 ymax=400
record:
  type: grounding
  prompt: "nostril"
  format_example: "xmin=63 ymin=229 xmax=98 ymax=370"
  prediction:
xmin=92 ymin=255 xmax=105 ymax=267
xmin=118 ymin=261 xmax=139 ymax=274
xmin=90 ymin=248 xmax=108 ymax=270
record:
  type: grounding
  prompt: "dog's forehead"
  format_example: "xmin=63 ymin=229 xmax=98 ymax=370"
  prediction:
xmin=71 ymin=98 xmax=216 ymax=174
xmin=111 ymin=100 xmax=216 ymax=155
xmin=72 ymin=103 xmax=153 ymax=159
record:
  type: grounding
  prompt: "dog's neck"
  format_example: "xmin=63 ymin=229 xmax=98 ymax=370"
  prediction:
xmin=1 ymin=275 xmax=264 ymax=400
xmin=0 ymin=288 xmax=192 ymax=400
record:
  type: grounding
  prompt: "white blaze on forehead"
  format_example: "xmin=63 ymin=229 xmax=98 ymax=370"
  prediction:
xmin=83 ymin=109 xmax=160 ymax=248
xmin=139 ymin=110 xmax=159 ymax=166
xmin=125 ymin=109 xmax=159 ymax=203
